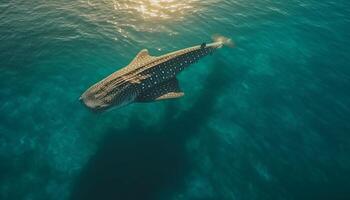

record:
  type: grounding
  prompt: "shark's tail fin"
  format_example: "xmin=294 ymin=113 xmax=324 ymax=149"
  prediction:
xmin=212 ymin=34 xmax=234 ymax=48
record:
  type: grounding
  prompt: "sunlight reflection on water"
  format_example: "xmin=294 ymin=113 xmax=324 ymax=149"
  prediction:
xmin=112 ymin=0 xmax=201 ymax=21
xmin=83 ymin=0 xmax=215 ymax=44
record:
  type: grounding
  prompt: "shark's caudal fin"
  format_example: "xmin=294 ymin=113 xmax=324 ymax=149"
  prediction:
xmin=212 ymin=34 xmax=234 ymax=48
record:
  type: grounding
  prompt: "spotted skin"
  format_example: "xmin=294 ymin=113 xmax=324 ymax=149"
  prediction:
xmin=136 ymin=78 xmax=183 ymax=102
xmin=80 ymin=41 xmax=224 ymax=111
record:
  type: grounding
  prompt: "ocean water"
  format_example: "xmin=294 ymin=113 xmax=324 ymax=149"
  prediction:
xmin=1 ymin=0 xmax=350 ymax=199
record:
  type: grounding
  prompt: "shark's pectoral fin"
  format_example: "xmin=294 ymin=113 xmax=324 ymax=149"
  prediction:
xmin=135 ymin=78 xmax=184 ymax=102
xmin=156 ymin=92 xmax=184 ymax=100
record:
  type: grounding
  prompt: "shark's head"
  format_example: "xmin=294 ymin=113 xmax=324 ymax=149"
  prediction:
xmin=80 ymin=80 xmax=137 ymax=112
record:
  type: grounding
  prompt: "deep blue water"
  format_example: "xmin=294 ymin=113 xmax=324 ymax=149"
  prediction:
xmin=1 ymin=0 xmax=350 ymax=199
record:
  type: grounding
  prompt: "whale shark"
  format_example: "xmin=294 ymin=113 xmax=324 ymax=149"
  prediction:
xmin=80 ymin=35 xmax=233 ymax=112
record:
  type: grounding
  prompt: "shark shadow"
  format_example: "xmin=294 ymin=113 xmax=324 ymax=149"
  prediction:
xmin=70 ymin=58 xmax=242 ymax=200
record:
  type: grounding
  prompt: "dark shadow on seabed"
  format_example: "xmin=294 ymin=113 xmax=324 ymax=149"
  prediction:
xmin=70 ymin=58 xmax=243 ymax=200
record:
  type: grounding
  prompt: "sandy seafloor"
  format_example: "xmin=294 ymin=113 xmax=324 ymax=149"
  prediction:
xmin=0 ymin=0 xmax=350 ymax=199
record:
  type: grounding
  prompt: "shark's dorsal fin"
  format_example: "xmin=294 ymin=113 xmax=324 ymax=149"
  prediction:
xmin=136 ymin=49 xmax=151 ymax=59
xmin=135 ymin=78 xmax=184 ymax=102
xmin=129 ymin=49 xmax=154 ymax=66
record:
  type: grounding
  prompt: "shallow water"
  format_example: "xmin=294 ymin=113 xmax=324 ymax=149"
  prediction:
xmin=1 ymin=0 xmax=350 ymax=199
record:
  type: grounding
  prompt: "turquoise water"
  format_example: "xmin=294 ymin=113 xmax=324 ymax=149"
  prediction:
xmin=1 ymin=0 xmax=350 ymax=199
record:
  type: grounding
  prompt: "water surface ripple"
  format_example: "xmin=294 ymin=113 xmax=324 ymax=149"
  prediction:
xmin=0 ymin=0 xmax=350 ymax=200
